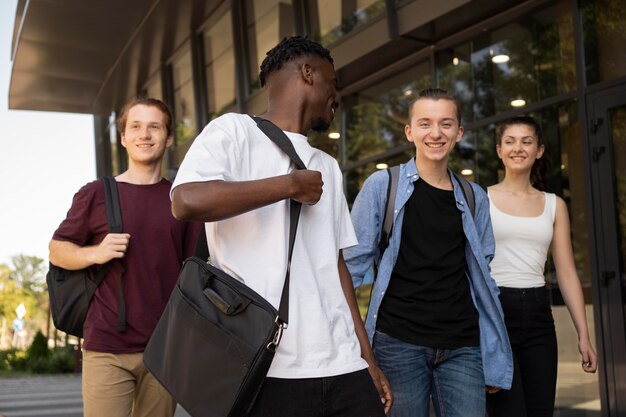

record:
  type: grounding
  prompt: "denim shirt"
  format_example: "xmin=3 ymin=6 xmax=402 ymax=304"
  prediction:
xmin=344 ymin=158 xmax=513 ymax=389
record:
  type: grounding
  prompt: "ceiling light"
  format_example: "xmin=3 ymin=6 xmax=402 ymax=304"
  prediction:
xmin=461 ymin=169 xmax=473 ymax=176
xmin=491 ymin=54 xmax=510 ymax=64
xmin=328 ymin=132 xmax=340 ymax=139
xmin=510 ymin=99 xmax=526 ymax=107
xmin=376 ymin=163 xmax=388 ymax=170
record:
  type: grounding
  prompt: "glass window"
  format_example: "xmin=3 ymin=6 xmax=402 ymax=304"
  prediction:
xmin=582 ymin=0 xmax=626 ymax=84
xmin=345 ymin=63 xmax=431 ymax=163
xmin=172 ymin=47 xmax=197 ymax=146
xmin=144 ymin=73 xmax=162 ymax=101
xmin=342 ymin=62 xmax=431 ymax=202
xmin=245 ymin=0 xmax=294 ymax=91
xmin=204 ymin=11 xmax=236 ymax=120
xmin=437 ymin=3 xmax=575 ymax=122
xmin=308 ymin=0 xmax=386 ymax=46
xmin=308 ymin=116 xmax=340 ymax=159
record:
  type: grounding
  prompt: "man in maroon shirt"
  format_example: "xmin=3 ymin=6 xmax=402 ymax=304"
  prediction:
xmin=49 ymin=98 xmax=200 ymax=417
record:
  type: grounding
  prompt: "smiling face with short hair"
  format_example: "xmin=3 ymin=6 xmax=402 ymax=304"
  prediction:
xmin=121 ymin=104 xmax=173 ymax=166
xmin=405 ymin=98 xmax=464 ymax=167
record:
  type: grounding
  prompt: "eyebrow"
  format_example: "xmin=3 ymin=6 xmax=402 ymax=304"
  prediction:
xmin=416 ymin=117 xmax=456 ymax=122
xmin=503 ymin=135 xmax=535 ymax=139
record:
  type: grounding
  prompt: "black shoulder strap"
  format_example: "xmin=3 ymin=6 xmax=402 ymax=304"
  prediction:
xmin=194 ymin=226 xmax=209 ymax=261
xmin=100 ymin=176 xmax=127 ymax=333
xmin=378 ymin=165 xmax=399 ymax=259
xmin=452 ymin=172 xmax=475 ymax=218
xmin=208 ymin=115 xmax=302 ymax=325
xmin=103 ymin=176 xmax=123 ymax=233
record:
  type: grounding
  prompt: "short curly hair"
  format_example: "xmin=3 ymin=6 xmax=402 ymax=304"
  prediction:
xmin=259 ymin=36 xmax=333 ymax=87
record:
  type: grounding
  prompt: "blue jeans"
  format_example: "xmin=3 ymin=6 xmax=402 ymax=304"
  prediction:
xmin=373 ymin=331 xmax=485 ymax=417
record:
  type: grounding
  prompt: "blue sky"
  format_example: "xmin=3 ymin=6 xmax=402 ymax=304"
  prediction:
xmin=0 ymin=0 xmax=97 ymax=265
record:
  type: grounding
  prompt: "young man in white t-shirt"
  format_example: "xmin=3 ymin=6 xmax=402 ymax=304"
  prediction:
xmin=171 ymin=36 xmax=392 ymax=417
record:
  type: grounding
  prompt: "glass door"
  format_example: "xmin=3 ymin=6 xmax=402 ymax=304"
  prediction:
xmin=587 ymin=83 xmax=626 ymax=417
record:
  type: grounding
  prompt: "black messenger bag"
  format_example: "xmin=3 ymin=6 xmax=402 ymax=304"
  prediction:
xmin=143 ymin=116 xmax=305 ymax=417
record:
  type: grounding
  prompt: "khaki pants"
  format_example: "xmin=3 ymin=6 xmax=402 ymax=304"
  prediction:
xmin=82 ymin=350 xmax=176 ymax=417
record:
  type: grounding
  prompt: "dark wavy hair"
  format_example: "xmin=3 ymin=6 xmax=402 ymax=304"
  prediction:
xmin=496 ymin=116 xmax=551 ymax=191
xmin=259 ymin=36 xmax=333 ymax=87
xmin=116 ymin=97 xmax=173 ymax=137
xmin=408 ymin=88 xmax=462 ymax=126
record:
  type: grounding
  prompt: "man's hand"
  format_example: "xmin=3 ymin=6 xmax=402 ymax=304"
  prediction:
xmin=486 ymin=386 xmax=501 ymax=394
xmin=368 ymin=364 xmax=393 ymax=414
xmin=93 ymin=233 xmax=131 ymax=264
xmin=289 ymin=169 xmax=323 ymax=205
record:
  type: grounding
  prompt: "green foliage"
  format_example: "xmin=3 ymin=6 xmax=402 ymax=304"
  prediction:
xmin=0 ymin=254 xmax=49 ymax=335
xmin=0 ymin=344 xmax=76 ymax=375
xmin=0 ymin=348 xmax=28 ymax=372
xmin=9 ymin=254 xmax=47 ymax=293
xmin=27 ymin=331 xmax=49 ymax=360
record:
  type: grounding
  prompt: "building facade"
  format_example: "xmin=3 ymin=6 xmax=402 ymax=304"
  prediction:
xmin=9 ymin=0 xmax=626 ymax=415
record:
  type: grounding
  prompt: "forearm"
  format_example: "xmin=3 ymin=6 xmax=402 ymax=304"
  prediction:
xmin=49 ymin=239 xmax=100 ymax=270
xmin=558 ymin=273 xmax=591 ymax=341
xmin=338 ymin=252 xmax=375 ymax=363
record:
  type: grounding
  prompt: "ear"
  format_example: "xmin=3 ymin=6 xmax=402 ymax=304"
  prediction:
xmin=536 ymin=144 xmax=545 ymax=159
xmin=120 ymin=132 xmax=128 ymax=149
xmin=405 ymin=123 xmax=414 ymax=143
xmin=455 ymin=125 xmax=464 ymax=143
xmin=496 ymin=144 xmax=503 ymax=159
xmin=166 ymin=134 xmax=174 ymax=148
xmin=301 ymin=63 xmax=314 ymax=85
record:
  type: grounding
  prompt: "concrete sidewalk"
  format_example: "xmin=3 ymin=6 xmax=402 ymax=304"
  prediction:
xmin=0 ymin=374 xmax=191 ymax=417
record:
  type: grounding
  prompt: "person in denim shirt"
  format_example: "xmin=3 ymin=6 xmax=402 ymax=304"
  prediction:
xmin=344 ymin=88 xmax=513 ymax=417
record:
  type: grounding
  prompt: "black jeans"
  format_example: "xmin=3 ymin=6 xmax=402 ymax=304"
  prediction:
xmin=248 ymin=369 xmax=385 ymax=417
xmin=487 ymin=286 xmax=558 ymax=417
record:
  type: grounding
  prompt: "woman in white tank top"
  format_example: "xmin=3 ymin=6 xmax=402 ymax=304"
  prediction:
xmin=486 ymin=116 xmax=597 ymax=417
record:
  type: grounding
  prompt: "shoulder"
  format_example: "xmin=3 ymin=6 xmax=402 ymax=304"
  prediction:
xmin=197 ymin=113 xmax=254 ymax=140
xmin=552 ymin=193 xmax=567 ymax=213
xmin=74 ymin=179 xmax=103 ymax=200
xmin=362 ymin=168 xmax=390 ymax=192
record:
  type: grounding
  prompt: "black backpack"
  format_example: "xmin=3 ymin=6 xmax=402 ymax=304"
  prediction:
xmin=47 ymin=176 xmax=125 ymax=338
xmin=377 ymin=166 xmax=475 ymax=260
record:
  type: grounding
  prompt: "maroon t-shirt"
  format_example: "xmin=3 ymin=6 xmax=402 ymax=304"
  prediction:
xmin=52 ymin=178 xmax=201 ymax=353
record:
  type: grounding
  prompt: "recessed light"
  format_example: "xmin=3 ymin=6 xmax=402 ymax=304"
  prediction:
xmin=492 ymin=54 xmax=510 ymax=64
xmin=510 ymin=99 xmax=526 ymax=107
xmin=328 ymin=132 xmax=340 ymax=139
xmin=376 ymin=163 xmax=388 ymax=170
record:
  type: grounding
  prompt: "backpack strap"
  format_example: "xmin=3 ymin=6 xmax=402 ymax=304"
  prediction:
xmin=452 ymin=172 xmax=475 ymax=217
xmin=378 ymin=165 xmax=399 ymax=259
xmin=101 ymin=176 xmax=127 ymax=333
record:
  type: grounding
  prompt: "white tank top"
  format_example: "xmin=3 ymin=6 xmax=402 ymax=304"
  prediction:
xmin=489 ymin=192 xmax=556 ymax=288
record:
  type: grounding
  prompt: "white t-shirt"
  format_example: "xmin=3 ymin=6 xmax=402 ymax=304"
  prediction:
xmin=172 ymin=113 xmax=367 ymax=378
xmin=489 ymin=192 xmax=556 ymax=288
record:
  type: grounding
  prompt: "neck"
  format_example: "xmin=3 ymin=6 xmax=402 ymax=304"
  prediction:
xmin=261 ymin=103 xmax=309 ymax=135
xmin=499 ymin=171 xmax=534 ymax=193
xmin=415 ymin=158 xmax=451 ymax=189
xmin=117 ymin=162 xmax=163 ymax=185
